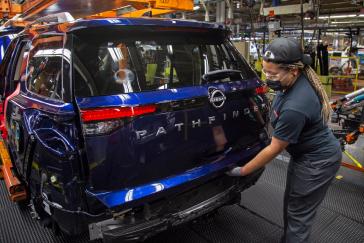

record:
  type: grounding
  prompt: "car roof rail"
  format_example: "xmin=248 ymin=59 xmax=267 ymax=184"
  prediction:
xmin=28 ymin=12 xmax=75 ymax=26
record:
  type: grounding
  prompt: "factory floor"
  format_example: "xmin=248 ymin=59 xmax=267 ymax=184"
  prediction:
xmin=1 ymin=139 xmax=363 ymax=243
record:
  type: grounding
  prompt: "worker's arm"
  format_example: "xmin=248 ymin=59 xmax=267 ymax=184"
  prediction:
xmin=227 ymin=137 xmax=289 ymax=176
xmin=227 ymin=109 xmax=307 ymax=177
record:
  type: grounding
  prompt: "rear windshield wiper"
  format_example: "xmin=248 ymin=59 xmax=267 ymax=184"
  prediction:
xmin=202 ymin=69 xmax=243 ymax=83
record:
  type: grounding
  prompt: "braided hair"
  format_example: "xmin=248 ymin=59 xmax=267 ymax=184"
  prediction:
xmin=281 ymin=62 xmax=332 ymax=124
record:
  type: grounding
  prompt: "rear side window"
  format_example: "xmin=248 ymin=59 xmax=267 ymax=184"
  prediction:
xmin=73 ymin=27 xmax=256 ymax=97
xmin=27 ymin=35 xmax=69 ymax=101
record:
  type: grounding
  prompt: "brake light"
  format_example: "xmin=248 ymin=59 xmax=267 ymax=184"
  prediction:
xmin=255 ymin=85 xmax=268 ymax=94
xmin=81 ymin=105 xmax=156 ymax=136
xmin=81 ymin=105 xmax=156 ymax=123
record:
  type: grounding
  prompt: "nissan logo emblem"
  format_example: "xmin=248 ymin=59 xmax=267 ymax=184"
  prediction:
xmin=209 ymin=88 xmax=226 ymax=108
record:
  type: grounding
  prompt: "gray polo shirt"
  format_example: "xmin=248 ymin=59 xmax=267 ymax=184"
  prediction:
xmin=270 ymin=74 xmax=340 ymax=161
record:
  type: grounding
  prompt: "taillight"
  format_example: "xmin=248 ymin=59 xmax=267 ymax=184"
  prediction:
xmin=81 ymin=105 xmax=156 ymax=136
xmin=255 ymin=85 xmax=268 ymax=95
xmin=81 ymin=105 xmax=156 ymax=122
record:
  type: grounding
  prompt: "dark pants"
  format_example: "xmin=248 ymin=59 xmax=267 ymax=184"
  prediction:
xmin=282 ymin=151 xmax=342 ymax=243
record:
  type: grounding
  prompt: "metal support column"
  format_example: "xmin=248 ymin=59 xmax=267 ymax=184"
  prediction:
xmin=216 ymin=1 xmax=226 ymax=24
xmin=300 ymin=0 xmax=304 ymax=47
xmin=225 ymin=0 xmax=233 ymax=20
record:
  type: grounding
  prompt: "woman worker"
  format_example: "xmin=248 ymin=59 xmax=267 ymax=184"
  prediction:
xmin=227 ymin=38 xmax=341 ymax=243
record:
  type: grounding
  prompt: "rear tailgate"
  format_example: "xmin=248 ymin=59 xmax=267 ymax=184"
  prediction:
xmin=78 ymin=82 xmax=267 ymax=183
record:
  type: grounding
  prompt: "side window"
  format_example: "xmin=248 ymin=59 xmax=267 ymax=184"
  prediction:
xmin=2 ymin=39 xmax=30 ymax=97
xmin=27 ymin=35 xmax=66 ymax=100
xmin=13 ymin=41 xmax=31 ymax=82
xmin=0 ymin=39 xmax=17 ymax=98
xmin=74 ymin=60 xmax=94 ymax=97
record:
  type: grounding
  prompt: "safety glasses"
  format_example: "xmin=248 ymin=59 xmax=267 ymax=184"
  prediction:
xmin=262 ymin=68 xmax=289 ymax=81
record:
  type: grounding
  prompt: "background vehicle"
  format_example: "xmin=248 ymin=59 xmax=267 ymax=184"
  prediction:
xmin=0 ymin=17 xmax=269 ymax=242
xmin=0 ymin=26 xmax=23 ymax=63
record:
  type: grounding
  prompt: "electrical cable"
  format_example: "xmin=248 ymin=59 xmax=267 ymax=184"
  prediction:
xmin=40 ymin=173 xmax=110 ymax=218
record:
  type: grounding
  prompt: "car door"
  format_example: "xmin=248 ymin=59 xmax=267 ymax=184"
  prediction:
xmin=0 ymin=38 xmax=18 ymax=137
xmin=5 ymin=34 xmax=79 ymax=186
xmin=4 ymin=37 xmax=32 ymax=175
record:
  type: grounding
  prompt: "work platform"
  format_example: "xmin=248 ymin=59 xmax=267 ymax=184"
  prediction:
xmin=0 ymin=152 xmax=363 ymax=243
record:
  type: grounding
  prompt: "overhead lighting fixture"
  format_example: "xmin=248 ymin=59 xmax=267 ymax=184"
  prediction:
xmin=305 ymin=14 xmax=364 ymax=20
xmin=331 ymin=20 xmax=364 ymax=24
xmin=320 ymin=14 xmax=357 ymax=19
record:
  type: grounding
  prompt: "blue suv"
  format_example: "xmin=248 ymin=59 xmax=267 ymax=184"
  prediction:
xmin=0 ymin=17 xmax=269 ymax=242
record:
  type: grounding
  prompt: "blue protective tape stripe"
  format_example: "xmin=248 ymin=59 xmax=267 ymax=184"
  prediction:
xmin=85 ymin=144 xmax=263 ymax=208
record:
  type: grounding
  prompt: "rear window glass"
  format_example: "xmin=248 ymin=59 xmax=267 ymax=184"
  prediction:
xmin=72 ymin=27 xmax=256 ymax=97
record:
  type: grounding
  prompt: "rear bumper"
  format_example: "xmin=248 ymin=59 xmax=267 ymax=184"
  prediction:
xmin=88 ymin=168 xmax=264 ymax=243
xmin=86 ymin=143 xmax=265 ymax=209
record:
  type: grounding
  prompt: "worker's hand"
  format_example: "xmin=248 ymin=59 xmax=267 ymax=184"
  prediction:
xmin=226 ymin=166 xmax=245 ymax=176
xmin=226 ymin=137 xmax=288 ymax=177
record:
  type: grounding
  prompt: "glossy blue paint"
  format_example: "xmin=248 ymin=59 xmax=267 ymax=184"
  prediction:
xmin=12 ymin=91 xmax=75 ymax=114
xmin=7 ymin=97 xmax=77 ymax=157
xmin=32 ymin=128 xmax=76 ymax=158
xmin=76 ymin=79 xmax=260 ymax=109
xmin=86 ymin=143 xmax=263 ymax=208
xmin=79 ymin=78 xmax=265 ymax=192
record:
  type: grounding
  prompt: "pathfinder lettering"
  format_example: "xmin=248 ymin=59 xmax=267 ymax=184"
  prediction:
xmin=135 ymin=107 xmax=259 ymax=140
